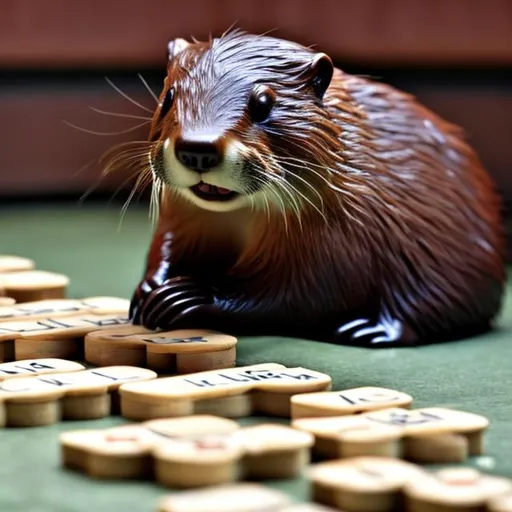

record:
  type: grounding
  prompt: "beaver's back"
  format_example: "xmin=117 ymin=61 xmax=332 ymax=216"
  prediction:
xmin=324 ymin=70 xmax=506 ymax=339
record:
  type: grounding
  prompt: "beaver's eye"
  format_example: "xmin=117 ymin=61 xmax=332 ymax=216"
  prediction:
xmin=248 ymin=85 xmax=275 ymax=123
xmin=159 ymin=87 xmax=175 ymax=118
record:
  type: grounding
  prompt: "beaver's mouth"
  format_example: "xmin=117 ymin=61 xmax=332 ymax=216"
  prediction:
xmin=190 ymin=182 xmax=239 ymax=202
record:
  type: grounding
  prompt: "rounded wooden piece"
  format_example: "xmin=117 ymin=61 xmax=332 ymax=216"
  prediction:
xmin=0 ymin=255 xmax=35 ymax=273
xmin=362 ymin=407 xmax=489 ymax=435
xmin=237 ymin=423 xmax=314 ymax=453
xmin=85 ymin=326 xmax=238 ymax=372
xmin=404 ymin=467 xmax=512 ymax=512
xmin=175 ymin=346 xmax=236 ymax=373
xmin=236 ymin=423 xmax=314 ymax=480
xmin=61 ymin=394 xmax=111 ymax=420
xmin=119 ymin=363 xmax=330 ymax=402
xmin=6 ymin=400 xmax=60 ymax=427
xmin=0 ymin=270 xmax=69 ymax=302
xmin=59 ymin=415 xmax=241 ymax=480
xmin=292 ymin=414 xmax=403 ymax=459
xmin=0 ymin=358 xmax=85 ymax=381
xmin=156 ymin=483 xmax=292 ymax=512
xmin=14 ymin=337 xmax=84 ymax=361
xmin=118 ymin=363 xmax=331 ymax=421
xmin=58 ymin=417 xmax=313 ymax=489
xmin=488 ymin=492 xmax=512 ymax=512
xmin=60 ymin=425 xmax=158 ymax=478
xmin=150 ymin=417 xmax=253 ymax=488
xmin=0 ymin=296 xmax=129 ymax=323
xmin=404 ymin=433 xmax=469 ymax=463
xmin=194 ymin=394 xmax=253 ymax=418
xmin=291 ymin=387 xmax=413 ymax=419
xmin=308 ymin=456 xmax=424 ymax=512
xmin=3 ymin=313 xmax=128 ymax=342
xmin=361 ymin=406 xmax=489 ymax=456
xmin=153 ymin=434 xmax=244 ymax=488
xmin=0 ymin=365 xmax=156 ymax=427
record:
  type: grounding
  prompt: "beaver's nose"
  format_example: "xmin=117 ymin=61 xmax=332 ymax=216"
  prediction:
xmin=174 ymin=134 xmax=222 ymax=172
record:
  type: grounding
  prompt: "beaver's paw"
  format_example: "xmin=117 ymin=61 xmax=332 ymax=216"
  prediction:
xmin=334 ymin=313 xmax=418 ymax=347
xmin=130 ymin=276 xmax=216 ymax=331
xmin=129 ymin=277 xmax=159 ymax=324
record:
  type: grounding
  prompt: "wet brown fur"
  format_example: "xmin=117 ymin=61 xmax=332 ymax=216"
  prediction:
xmin=135 ymin=29 xmax=506 ymax=344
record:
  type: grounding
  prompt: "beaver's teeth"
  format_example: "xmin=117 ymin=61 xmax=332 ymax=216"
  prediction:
xmin=197 ymin=183 xmax=232 ymax=195
xmin=198 ymin=183 xmax=214 ymax=194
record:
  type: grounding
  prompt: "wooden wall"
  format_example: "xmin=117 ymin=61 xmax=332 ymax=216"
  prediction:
xmin=1 ymin=0 xmax=511 ymax=202
xmin=1 ymin=0 xmax=511 ymax=68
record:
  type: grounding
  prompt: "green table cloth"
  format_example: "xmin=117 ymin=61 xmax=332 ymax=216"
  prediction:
xmin=0 ymin=201 xmax=510 ymax=512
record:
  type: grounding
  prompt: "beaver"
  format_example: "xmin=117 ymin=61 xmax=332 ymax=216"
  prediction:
xmin=127 ymin=29 xmax=506 ymax=347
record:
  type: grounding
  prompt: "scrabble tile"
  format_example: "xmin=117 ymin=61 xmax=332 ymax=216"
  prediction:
xmin=118 ymin=363 xmax=332 ymax=421
xmin=60 ymin=417 xmax=314 ymax=487
xmin=156 ymin=483 xmax=292 ymax=511
xmin=0 ymin=358 xmax=85 ymax=380
xmin=362 ymin=407 xmax=489 ymax=456
xmin=308 ymin=456 xmax=424 ymax=512
xmin=292 ymin=406 xmax=488 ymax=463
xmin=0 ymin=296 xmax=129 ymax=322
xmin=0 ymin=365 xmax=156 ymax=427
xmin=154 ymin=423 xmax=313 ymax=488
xmin=291 ymin=386 xmax=413 ymax=419
xmin=291 ymin=415 xmax=404 ymax=459
xmin=0 ymin=255 xmax=35 ymax=273
xmin=0 ymin=270 xmax=69 ymax=302
xmin=84 ymin=325 xmax=237 ymax=373
xmin=60 ymin=415 xmax=240 ymax=479
xmin=0 ymin=312 xmax=130 ymax=362
xmin=404 ymin=467 xmax=512 ymax=512
xmin=488 ymin=492 xmax=512 ymax=512
xmin=403 ymin=433 xmax=469 ymax=463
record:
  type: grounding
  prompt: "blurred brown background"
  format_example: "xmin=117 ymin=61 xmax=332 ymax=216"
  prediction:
xmin=1 ymin=0 xmax=511 ymax=210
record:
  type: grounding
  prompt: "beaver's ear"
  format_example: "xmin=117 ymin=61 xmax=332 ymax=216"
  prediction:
xmin=310 ymin=52 xmax=333 ymax=100
xmin=167 ymin=38 xmax=190 ymax=62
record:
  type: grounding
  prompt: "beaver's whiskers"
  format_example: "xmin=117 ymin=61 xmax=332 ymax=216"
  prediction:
xmin=136 ymin=73 xmax=160 ymax=104
xmin=274 ymin=155 xmax=371 ymax=228
xmin=251 ymin=152 xmax=328 ymax=227
xmin=88 ymin=106 xmax=152 ymax=122
xmin=104 ymin=77 xmax=155 ymax=114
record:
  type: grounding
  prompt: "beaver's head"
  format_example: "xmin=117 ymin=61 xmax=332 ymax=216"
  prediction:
xmin=149 ymin=30 xmax=339 ymax=214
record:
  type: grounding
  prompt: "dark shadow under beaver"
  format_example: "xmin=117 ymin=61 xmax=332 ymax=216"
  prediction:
xmin=126 ymin=30 xmax=506 ymax=348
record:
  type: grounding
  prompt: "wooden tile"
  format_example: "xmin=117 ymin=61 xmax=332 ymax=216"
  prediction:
xmin=0 ymin=296 xmax=129 ymax=322
xmin=0 ymin=270 xmax=69 ymax=302
xmin=156 ymin=483 xmax=292 ymax=511
xmin=60 ymin=417 xmax=313 ymax=487
xmin=292 ymin=406 xmax=488 ymax=463
xmin=0 ymin=255 xmax=35 ymax=273
xmin=0 ymin=312 xmax=130 ymax=362
xmin=0 ymin=357 xmax=85 ymax=380
xmin=362 ymin=407 xmax=489 ymax=456
xmin=0 ymin=365 xmax=156 ymax=427
xmin=308 ymin=456 xmax=424 ymax=512
xmin=118 ymin=363 xmax=332 ymax=421
xmin=488 ymin=492 xmax=512 ymax=512
xmin=404 ymin=467 xmax=512 ymax=512
xmin=291 ymin=415 xmax=404 ymax=459
xmin=291 ymin=386 xmax=413 ymax=419
xmin=85 ymin=325 xmax=237 ymax=373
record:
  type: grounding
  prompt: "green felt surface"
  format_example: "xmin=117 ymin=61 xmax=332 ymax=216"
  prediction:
xmin=0 ymin=202 xmax=511 ymax=512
